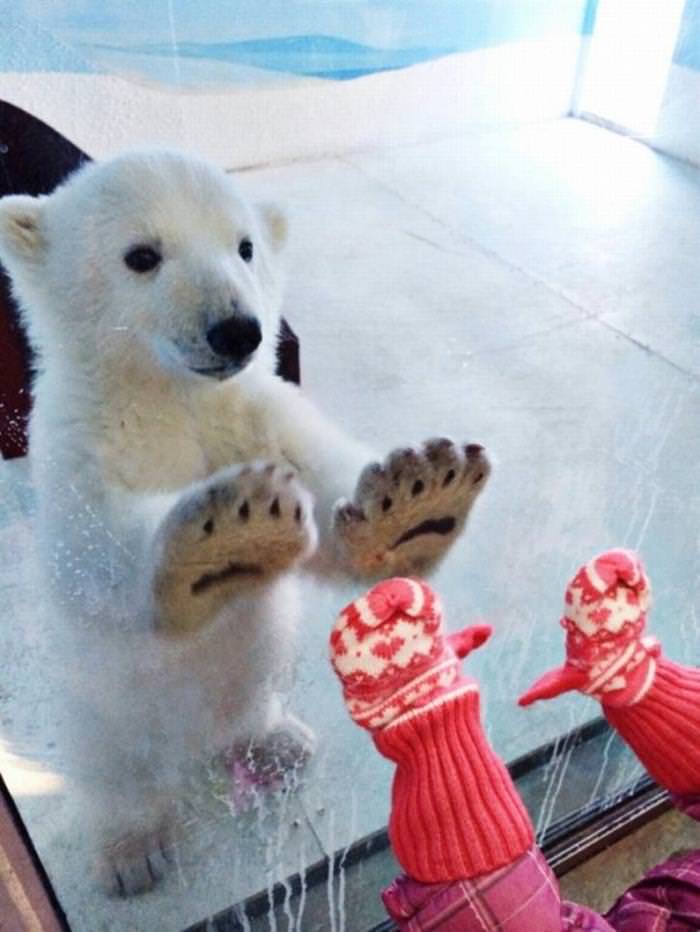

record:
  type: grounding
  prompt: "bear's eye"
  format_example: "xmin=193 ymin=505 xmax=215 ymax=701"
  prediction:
xmin=238 ymin=238 xmax=254 ymax=263
xmin=124 ymin=245 xmax=162 ymax=273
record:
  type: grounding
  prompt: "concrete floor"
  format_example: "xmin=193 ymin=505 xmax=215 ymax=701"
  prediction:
xmin=1 ymin=116 xmax=699 ymax=931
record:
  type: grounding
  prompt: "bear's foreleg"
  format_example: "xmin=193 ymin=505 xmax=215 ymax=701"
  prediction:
xmin=253 ymin=377 xmax=491 ymax=580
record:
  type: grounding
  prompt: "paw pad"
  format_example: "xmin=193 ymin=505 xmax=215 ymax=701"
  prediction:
xmin=153 ymin=462 xmax=317 ymax=634
xmin=333 ymin=438 xmax=490 ymax=577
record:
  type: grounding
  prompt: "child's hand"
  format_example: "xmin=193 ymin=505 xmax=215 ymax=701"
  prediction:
xmin=330 ymin=577 xmax=491 ymax=732
xmin=519 ymin=549 xmax=660 ymax=709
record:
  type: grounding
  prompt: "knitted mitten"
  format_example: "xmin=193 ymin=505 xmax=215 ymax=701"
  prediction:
xmin=519 ymin=549 xmax=700 ymax=796
xmin=330 ymin=577 xmax=534 ymax=883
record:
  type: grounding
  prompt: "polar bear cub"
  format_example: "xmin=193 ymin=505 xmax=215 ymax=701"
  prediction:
xmin=0 ymin=150 xmax=490 ymax=895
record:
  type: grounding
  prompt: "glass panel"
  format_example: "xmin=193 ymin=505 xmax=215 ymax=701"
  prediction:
xmin=1 ymin=3 xmax=698 ymax=930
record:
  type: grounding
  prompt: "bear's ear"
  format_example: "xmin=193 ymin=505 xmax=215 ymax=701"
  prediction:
xmin=258 ymin=203 xmax=287 ymax=253
xmin=0 ymin=195 xmax=47 ymax=266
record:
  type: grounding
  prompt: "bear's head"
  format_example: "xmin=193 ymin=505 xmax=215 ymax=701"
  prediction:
xmin=0 ymin=149 xmax=287 ymax=381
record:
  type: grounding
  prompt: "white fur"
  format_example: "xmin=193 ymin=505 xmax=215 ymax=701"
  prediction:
xmin=0 ymin=149 xmax=487 ymax=894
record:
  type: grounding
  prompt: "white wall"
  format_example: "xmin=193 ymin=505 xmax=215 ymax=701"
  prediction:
xmin=655 ymin=64 xmax=700 ymax=165
xmin=0 ymin=36 xmax=582 ymax=168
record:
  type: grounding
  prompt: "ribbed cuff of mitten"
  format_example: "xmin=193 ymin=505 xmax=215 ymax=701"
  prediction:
xmin=604 ymin=658 xmax=700 ymax=795
xmin=373 ymin=681 xmax=534 ymax=883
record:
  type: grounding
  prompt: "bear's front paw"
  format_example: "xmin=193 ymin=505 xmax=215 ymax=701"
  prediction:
xmin=154 ymin=463 xmax=317 ymax=634
xmin=332 ymin=439 xmax=489 ymax=577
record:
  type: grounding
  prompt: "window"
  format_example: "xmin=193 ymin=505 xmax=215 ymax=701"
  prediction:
xmin=1 ymin=3 xmax=698 ymax=929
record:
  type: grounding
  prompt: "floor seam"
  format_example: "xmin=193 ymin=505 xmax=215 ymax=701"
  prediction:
xmin=593 ymin=317 xmax=700 ymax=383
xmin=454 ymin=316 xmax=591 ymax=361
xmin=338 ymin=153 xmax=700 ymax=384
xmin=297 ymin=798 xmax=327 ymax=855
xmin=338 ymin=153 xmax=595 ymax=321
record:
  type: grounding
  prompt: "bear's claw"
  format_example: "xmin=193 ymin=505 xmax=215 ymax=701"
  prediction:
xmin=332 ymin=439 xmax=489 ymax=577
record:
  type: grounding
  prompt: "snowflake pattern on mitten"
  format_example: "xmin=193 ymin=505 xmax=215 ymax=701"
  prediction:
xmin=520 ymin=549 xmax=661 ymax=708
xmin=331 ymin=577 xmax=490 ymax=730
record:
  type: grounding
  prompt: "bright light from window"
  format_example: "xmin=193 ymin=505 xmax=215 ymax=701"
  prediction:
xmin=578 ymin=0 xmax=686 ymax=136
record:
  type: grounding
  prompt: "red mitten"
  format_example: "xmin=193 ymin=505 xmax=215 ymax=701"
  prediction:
xmin=447 ymin=624 xmax=492 ymax=659
xmin=519 ymin=549 xmax=700 ymax=796
xmin=518 ymin=549 xmax=659 ymax=709
xmin=330 ymin=576 xmax=492 ymax=730
xmin=330 ymin=578 xmax=534 ymax=883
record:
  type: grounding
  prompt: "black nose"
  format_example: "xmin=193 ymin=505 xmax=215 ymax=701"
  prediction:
xmin=206 ymin=315 xmax=262 ymax=360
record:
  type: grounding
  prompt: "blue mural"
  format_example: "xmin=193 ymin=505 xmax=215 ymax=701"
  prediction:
xmin=674 ymin=0 xmax=700 ymax=70
xmin=95 ymin=35 xmax=461 ymax=82
xmin=1 ymin=0 xmax=594 ymax=86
